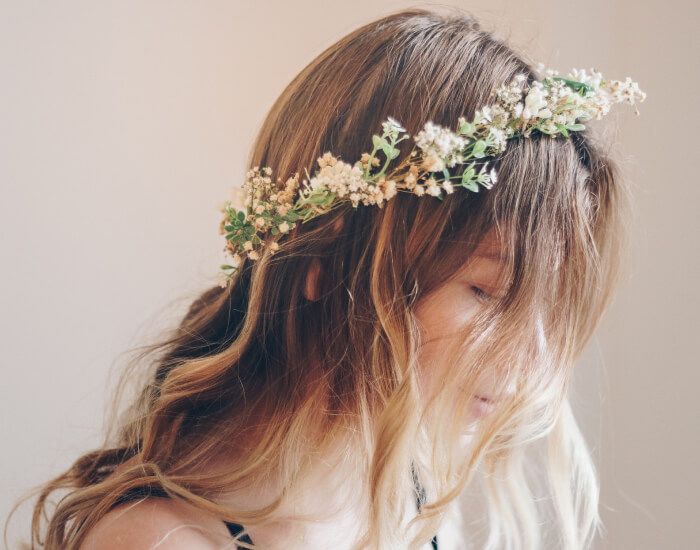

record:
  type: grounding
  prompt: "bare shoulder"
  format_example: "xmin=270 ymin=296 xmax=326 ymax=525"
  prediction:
xmin=78 ymin=497 xmax=232 ymax=550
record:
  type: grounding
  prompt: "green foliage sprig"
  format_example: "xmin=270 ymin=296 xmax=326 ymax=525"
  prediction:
xmin=216 ymin=66 xmax=645 ymax=288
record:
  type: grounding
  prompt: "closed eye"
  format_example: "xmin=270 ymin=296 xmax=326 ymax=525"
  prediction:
xmin=471 ymin=286 xmax=492 ymax=303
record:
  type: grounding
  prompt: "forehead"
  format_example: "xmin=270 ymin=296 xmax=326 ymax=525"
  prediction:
xmin=471 ymin=229 xmax=508 ymax=261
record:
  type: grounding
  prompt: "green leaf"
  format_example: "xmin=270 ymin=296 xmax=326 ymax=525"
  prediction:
xmin=442 ymin=167 xmax=451 ymax=182
xmin=271 ymin=227 xmax=279 ymax=235
xmin=461 ymin=163 xmax=476 ymax=183
xmin=220 ymin=264 xmax=235 ymax=270
xmin=372 ymin=135 xmax=386 ymax=149
xmin=237 ymin=211 xmax=245 ymax=221
xmin=463 ymin=180 xmax=479 ymax=192
xmin=252 ymin=235 xmax=261 ymax=245
xmin=472 ymin=140 xmax=487 ymax=158
xmin=459 ymin=121 xmax=476 ymax=135
xmin=566 ymin=123 xmax=586 ymax=131
xmin=285 ymin=211 xmax=301 ymax=221
xmin=552 ymin=77 xmax=594 ymax=95
xmin=555 ymin=123 xmax=569 ymax=138
xmin=224 ymin=225 xmax=235 ymax=232
xmin=390 ymin=149 xmax=400 ymax=159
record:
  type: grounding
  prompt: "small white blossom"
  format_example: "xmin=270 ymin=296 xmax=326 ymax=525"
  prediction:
xmin=422 ymin=155 xmax=445 ymax=172
xmin=217 ymin=272 xmax=230 ymax=289
xmin=425 ymin=178 xmax=442 ymax=197
xmin=382 ymin=116 xmax=406 ymax=137
xmin=414 ymin=121 xmax=467 ymax=166
xmin=218 ymin=65 xmax=645 ymax=283
xmin=522 ymin=84 xmax=548 ymax=120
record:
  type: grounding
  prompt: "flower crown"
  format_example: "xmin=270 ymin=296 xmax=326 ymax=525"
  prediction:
xmin=217 ymin=65 xmax=646 ymax=288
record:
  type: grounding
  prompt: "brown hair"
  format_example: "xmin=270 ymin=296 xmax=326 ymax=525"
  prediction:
xmin=12 ymin=7 xmax=629 ymax=550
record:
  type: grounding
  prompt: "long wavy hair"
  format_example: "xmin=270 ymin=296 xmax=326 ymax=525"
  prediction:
xmin=11 ymin=7 xmax=630 ymax=550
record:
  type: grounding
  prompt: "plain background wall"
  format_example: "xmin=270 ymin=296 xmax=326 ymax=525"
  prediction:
xmin=2 ymin=0 xmax=697 ymax=547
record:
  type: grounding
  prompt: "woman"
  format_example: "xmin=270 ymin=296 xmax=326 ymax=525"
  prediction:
xmin=14 ymin=7 xmax=645 ymax=550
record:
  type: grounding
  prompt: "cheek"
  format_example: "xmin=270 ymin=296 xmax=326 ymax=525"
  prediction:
xmin=414 ymin=283 xmax=483 ymax=391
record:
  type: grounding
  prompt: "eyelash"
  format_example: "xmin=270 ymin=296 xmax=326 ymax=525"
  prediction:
xmin=471 ymin=286 xmax=492 ymax=303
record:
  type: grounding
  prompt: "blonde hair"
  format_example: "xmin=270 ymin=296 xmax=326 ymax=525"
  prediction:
xmin=11 ymin=7 xmax=630 ymax=550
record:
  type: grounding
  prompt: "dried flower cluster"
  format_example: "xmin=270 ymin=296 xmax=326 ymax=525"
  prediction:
xmin=217 ymin=66 xmax=646 ymax=288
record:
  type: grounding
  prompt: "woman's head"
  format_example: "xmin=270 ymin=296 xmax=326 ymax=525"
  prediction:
xmin=21 ymin=7 xmax=629 ymax=550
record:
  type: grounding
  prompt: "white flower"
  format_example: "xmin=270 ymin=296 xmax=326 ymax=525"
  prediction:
xmin=569 ymin=67 xmax=603 ymax=90
xmin=382 ymin=116 xmax=406 ymax=136
xmin=384 ymin=179 xmax=397 ymax=199
xmin=254 ymin=216 xmax=266 ymax=228
xmin=414 ymin=121 xmax=467 ymax=162
xmin=426 ymin=179 xmax=442 ymax=197
xmin=422 ymin=155 xmax=445 ymax=172
xmin=243 ymin=240 xmax=253 ymax=251
xmin=442 ymin=180 xmax=454 ymax=194
xmin=247 ymin=250 xmax=260 ymax=260
xmin=278 ymin=221 xmax=290 ymax=233
xmin=254 ymin=204 xmax=265 ymax=214
xmin=522 ymin=84 xmax=548 ymax=120
xmin=217 ymin=272 xmax=230 ymax=288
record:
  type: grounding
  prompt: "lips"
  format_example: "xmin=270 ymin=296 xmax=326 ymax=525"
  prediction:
xmin=470 ymin=395 xmax=497 ymax=417
xmin=475 ymin=394 xmax=495 ymax=403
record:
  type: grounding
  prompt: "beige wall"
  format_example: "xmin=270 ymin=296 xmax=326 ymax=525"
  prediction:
xmin=2 ymin=1 xmax=697 ymax=547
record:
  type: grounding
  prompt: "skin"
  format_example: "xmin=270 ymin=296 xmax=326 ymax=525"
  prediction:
xmin=79 ymin=226 xmax=512 ymax=550
xmin=413 ymin=228 xmax=516 ymax=433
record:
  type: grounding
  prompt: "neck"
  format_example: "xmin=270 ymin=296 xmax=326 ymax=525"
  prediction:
xmin=205 ymin=434 xmax=372 ymax=550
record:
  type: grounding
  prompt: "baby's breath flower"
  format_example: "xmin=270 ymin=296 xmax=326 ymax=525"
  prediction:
xmin=217 ymin=272 xmax=230 ymax=289
xmin=422 ymin=155 xmax=445 ymax=173
xmin=522 ymin=83 xmax=548 ymax=120
xmin=219 ymin=70 xmax=645 ymax=279
xmin=414 ymin=121 xmax=468 ymax=164
xmin=425 ymin=178 xmax=442 ymax=197
xmin=382 ymin=116 xmax=406 ymax=135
